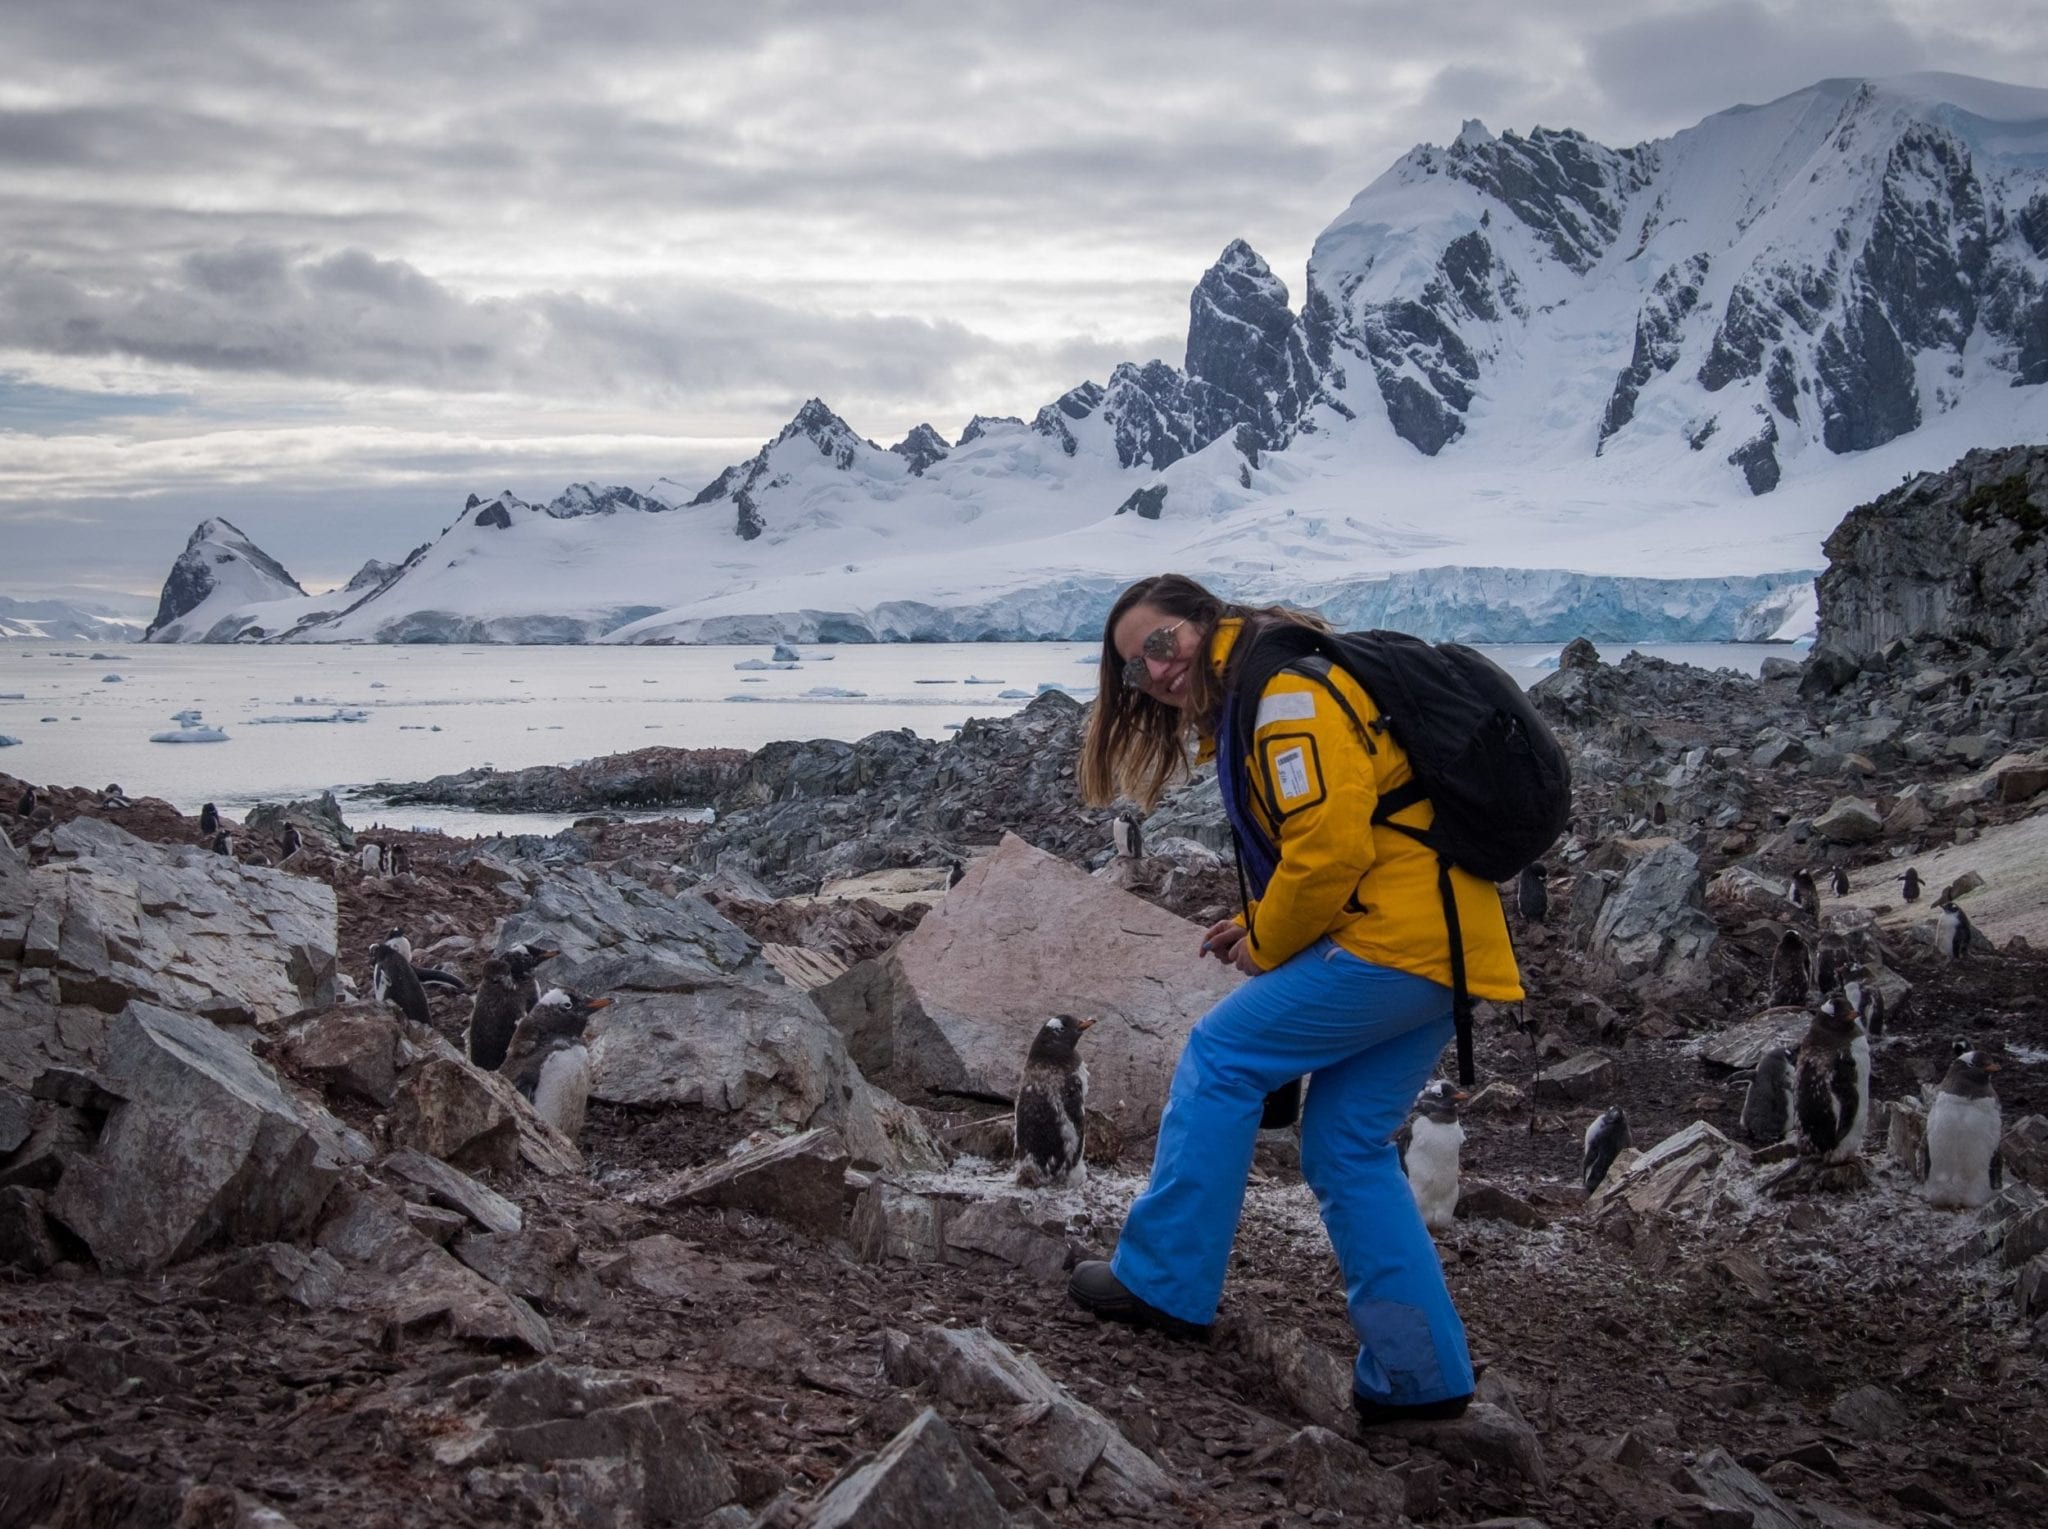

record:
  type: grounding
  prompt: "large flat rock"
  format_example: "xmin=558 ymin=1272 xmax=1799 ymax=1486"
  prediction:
xmin=1822 ymin=807 xmax=2048 ymax=949
xmin=1 ymin=817 xmax=336 ymax=1026
xmin=814 ymin=832 xmax=1236 ymax=1139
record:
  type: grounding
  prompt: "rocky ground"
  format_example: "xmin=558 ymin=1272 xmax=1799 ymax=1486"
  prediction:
xmin=5 ymin=601 xmax=2048 ymax=1527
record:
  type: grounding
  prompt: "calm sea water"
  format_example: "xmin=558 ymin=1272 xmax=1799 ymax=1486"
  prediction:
xmin=0 ymin=639 xmax=1797 ymax=837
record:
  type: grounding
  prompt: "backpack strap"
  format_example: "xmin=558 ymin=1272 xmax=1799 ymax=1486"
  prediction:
xmin=1436 ymin=854 xmax=1476 ymax=1087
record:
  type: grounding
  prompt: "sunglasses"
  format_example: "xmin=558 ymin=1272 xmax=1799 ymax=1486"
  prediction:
xmin=1120 ymin=619 xmax=1189 ymax=689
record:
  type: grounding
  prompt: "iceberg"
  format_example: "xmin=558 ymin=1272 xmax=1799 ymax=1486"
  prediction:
xmin=0 ymin=735 xmax=20 ymax=748
xmin=732 ymin=658 xmax=798 ymax=671
xmin=150 ymin=726 xmax=229 ymax=743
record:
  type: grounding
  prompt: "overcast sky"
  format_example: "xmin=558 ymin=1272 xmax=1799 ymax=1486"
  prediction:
xmin=1 ymin=0 xmax=2040 ymax=599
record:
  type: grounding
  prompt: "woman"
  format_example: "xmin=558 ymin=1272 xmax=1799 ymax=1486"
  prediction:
xmin=1068 ymin=573 xmax=1524 ymax=1424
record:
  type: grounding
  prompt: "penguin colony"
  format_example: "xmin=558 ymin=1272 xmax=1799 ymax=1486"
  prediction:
xmin=1014 ymin=1014 xmax=1093 ymax=1187
xmin=1401 ymin=1080 xmax=1465 ymax=1232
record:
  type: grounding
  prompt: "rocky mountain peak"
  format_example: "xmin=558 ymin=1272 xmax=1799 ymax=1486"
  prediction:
xmin=889 ymin=424 xmax=951 ymax=476
xmin=145 ymin=519 xmax=307 ymax=641
xmin=1186 ymin=239 xmax=1315 ymax=447
xmin=546 ymin=483 xmax=671 ymax=520
xmin=342 ymin=559 xmax=401 ymax=594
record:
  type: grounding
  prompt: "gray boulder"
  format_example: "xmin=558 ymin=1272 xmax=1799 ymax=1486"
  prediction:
xmin=4 ymin=816 xmax=335 ymax=1023
xmin=588 ymin=979 xmax=940 ymax=1172
xmin=1588 ymin=842 xmax=1718 ymax=993
xmin=1811 ymin=796 xmax=1884 ymax=844
xmin=497 ymin=866 xmax=763 ymax=993
xmin=48 ymin=1001 xmax=348 ymax=1275
xmin=814 ymin=832 xmax=1234 ymax=1140
xmin=806 ymin=1408 xmax=1024 ymax=1529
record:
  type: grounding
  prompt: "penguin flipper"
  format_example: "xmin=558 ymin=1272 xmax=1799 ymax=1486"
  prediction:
xmin=414 ymin=966 xmax=470 ymax=992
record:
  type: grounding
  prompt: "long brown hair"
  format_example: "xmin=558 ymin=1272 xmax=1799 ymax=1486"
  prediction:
xmin=1077 ymin=574 xmax=1328 ymax=810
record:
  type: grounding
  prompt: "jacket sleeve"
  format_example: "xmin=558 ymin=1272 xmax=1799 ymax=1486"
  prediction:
xmin=1241 ymin=675 xmax=1379 ymax=970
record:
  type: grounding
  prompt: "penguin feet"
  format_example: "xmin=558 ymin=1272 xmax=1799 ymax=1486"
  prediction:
xmin=1067 ymin=1262 xmax=1211 ymax=1341
xmin=1352 ymin=1390 xmax=1473 ymax=1426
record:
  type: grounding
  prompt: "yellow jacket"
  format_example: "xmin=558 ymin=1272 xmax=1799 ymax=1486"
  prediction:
xmin=1203 ymin=619 xmax=1525 ymax=1001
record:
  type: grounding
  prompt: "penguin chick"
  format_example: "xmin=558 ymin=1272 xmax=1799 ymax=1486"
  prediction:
xmin=1809 ymin=932 xmax=1849 ymax=999
xmin=1516 ymin=864 xmax=1548 ymax=924
xmin=369 ymin=939 xmax=431 ymax=1028
xmin=1790 ymin=869 xmax=1819 ymax=919
xmin=1933 ymin=897 xmax=1974 ymax=962
xmin=504 ymin=942 xmax=561 ymax=1013
xmin=1921 ymin=1050 xmax=2002 ymax=1209
xmin=1793 ymin=996 xmax=1870 ymax=1164
xmin=1582 ymin=1105 xmax=1633 ymax=1194
xmin=1014 ymin=1014 xmax=1093 ymax=1187
xmin=199 ymin=801 xmax=219 ymax=836
xmin=1768 ymin=928 xmax=1810 ymax=1007
xmin=1401 ymin=1080 xmax=1466 ymax=1231
xmin=503 ymin=987 xmax=611 ymax=1141
xmin=467 ymin=955 xmax=525 ymax=1070
xmin=1740 ymin=1048 xmax=1796 ymax=1143
xmin=1898 ymin=867 xmax=1922 ymax=903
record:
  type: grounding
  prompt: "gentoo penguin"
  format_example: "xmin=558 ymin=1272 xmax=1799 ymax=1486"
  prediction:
xmin=1014 ymin=1014 xmax=1093 ymax=1187
xmin=1809 ymin=933 xmax=1849 ymax=1000
xmin=100 ymin=784 xmax=130 ymax=809
xmin=503 ymin=987 xmax=611 ymax=1140
xmin=504 ymin=942 xmax=561 ymax=1013
xmin=1516 ymin=864 xmax=1548 ymax=924
xmin=199 ymin=801 xmax=219 ymax=836
xmin=1651 ymin=801 xmax=1667 ymax=827
xmin=1790 ymin=869 xmax=1819 ymax=919
xmin=1842 ymin=965 xmax=1885 ymax=1039
xmin=369 ymin=939 xmax=431 ymax=1027
xmin=467 ymin=955 xmax=525 ymax=1070
xmin=1582 ymin=1105 xmax=1632 ymax=1193
xmin=16 ymin=785 xmax=37 ymax=818
xmin=380 ymin=926 xmax=412 ymax=960
xmin=1740 ymin=1048 xmax=1797 ymax=1143
xmin=1792 ymin=996 xmax=1870 ymax=1164
xmin=1111 ymin=809 xmax=1144 ymax=860
xmin=388 ymin=842 xmax=411 ymax=876
xmin=382 ymin=926 xmax=464 ymax=992
xmin=1768 ymin=929 xmax=1810 ymax=1006
xmin=280 ymin=822 xmax=304 ymax=861
xmin=1898 ymin=867 xmax=1922 ymax=903
xmin=358 ymin=840 xmax=385 ymax=875
xmin=946 ymin=857 xmax=966 ymax=888
xmin=1933 ymin=896 xmax=1974 ymax=961
xmin=1831 ymin=867 xmax=1851 ymax=898
xmin=210 ymin=830 xmax=234 ymax=858
xmin=1401 ymin=1080 xmax=1465 ymax=1231
xmin=1921 ymin=1049 xmax=2003 ymax=1209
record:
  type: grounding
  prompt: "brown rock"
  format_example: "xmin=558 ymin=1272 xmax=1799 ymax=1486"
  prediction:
xmin=1277 ymin=1426 xmax=1406 ymax=1519
xmin=282 ymin=1005 xmax=400 ymax=1107
xmin=390 ymin=1057 xmax=518 ymax=1175
xmin=199 ymin=1242 xmax=345 ymax=1310
xmin=1686 ymin=1447 xmax=1802 ymax=1529
xmin=1376 ymin=1401 xmax=1547 ymax=1488
xmin=805 ymin=1408 xmax=1015 ymax=1529
xmin=655 ymin=1126 xmax=851 ymax=1240
xmin=1457 ymin=1182 xmax=1549 ymax=1228
xmin=814 ymin=832 xmax=1235 ymax=1141
xmin=0 ymin=1184 xmax=59 ymax=1273
xmin=1531 ymin=1050 xmax=1620 ymax=1104
xmin=381 ymin=1148 xmax=521 ymax=1234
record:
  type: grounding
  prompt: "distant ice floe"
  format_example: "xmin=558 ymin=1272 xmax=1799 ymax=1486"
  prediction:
xmin=913 ymin=678 xmax=951 ymax=684
xmin=725 ymin=694 xmax=769 ymax=702
xmin=0 ymin=735 xmax=20 ymax=748
xmin=0 ymin=692 xmax=23 ymax=699
xmin=963 ymin=676 xmax=1004 ymax=684
xmin=151 ymin=726 xmax=228 ymax=743
xmin=247 ymin=708 xmax=370 ymax=724
xmin=101 ymin=674 xmax=122 ymax=683
xmin=1527 ymin=653 xmax=1561 ymax=672
xmin=732 ymin=658 xmax=798 ymax=671
xmin=771 ymin=644 xmax=802 ymax=662
xmin=803 ymin=685 xmax=867 ymax=698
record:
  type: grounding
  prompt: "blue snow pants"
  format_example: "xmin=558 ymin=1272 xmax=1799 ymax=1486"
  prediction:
xmin=1109 ymin=938 xmax=1474 ymax=1407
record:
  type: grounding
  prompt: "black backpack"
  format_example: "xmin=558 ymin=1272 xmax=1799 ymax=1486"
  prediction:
xmin=1225 ymin=625 xmax=1572 ymax=1085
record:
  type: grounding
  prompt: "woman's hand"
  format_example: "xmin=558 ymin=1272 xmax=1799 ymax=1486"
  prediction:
xmin=1199 ymin=919 xmax=1261 ymax=975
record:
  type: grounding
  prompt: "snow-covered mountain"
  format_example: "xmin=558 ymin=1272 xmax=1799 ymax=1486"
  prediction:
xmin=0 ymin=594 xmax=146 ymax=642
xmin=147 ymin=74 xmax=2048 ymax=645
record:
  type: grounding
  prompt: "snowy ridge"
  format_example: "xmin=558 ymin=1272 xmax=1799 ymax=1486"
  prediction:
xmin=0 ymin=596 xmax=145 ymax=642
xmin=140 ymin=74 xmax=2047 ymax=647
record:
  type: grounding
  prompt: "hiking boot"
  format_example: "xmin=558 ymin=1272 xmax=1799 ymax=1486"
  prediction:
xmin=1067 ymin=1262 xmax=1212 ymax=1341
xmin=1352 ymin=1390 xmax=1473 ymax=1426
